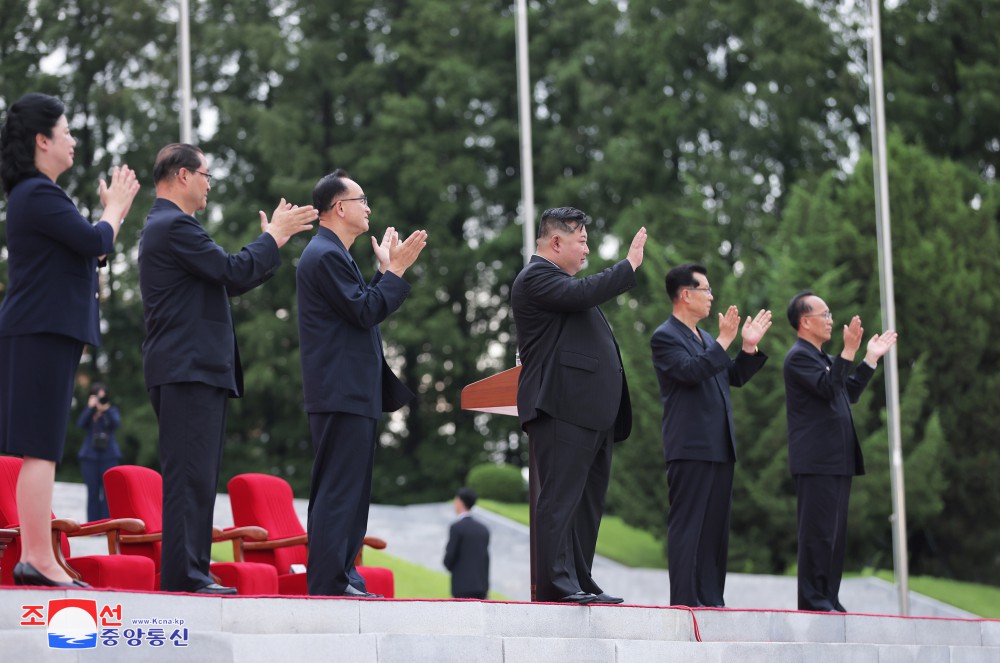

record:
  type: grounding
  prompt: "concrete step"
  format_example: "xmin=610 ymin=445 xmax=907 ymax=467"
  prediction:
xmin=1 ymin=588 xmax=998 ymax=662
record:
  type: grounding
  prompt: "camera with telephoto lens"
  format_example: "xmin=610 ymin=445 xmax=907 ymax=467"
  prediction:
xmin=98 ymin=393 xmax=110 ymax=405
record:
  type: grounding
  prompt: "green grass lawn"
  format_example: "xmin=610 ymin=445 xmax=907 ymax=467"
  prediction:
xmin=211 ymin=542 xmax=508 ymax=600
xmin=478 ymin=499 xmax=666 ymax=569
xmin=860 ymin=569 xmax=1000 ymax=619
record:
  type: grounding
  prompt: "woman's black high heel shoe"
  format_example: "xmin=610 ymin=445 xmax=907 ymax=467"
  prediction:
xmin=13 ymin=562 xmax=88 ymax=588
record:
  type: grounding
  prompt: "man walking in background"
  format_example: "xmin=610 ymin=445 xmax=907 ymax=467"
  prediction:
xmin=444 ymin=487 xmax=491 ymax=599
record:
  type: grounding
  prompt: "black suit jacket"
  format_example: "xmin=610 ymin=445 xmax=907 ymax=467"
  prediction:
xmin=783 ymin=338 xmax=874 ymax=476
xmin=139 ymin=198 xmax=281 ymax=396
xmin=511 ymin=256 xmax=635 ymax=439
xmin=443 ymin=514 xmax=490 ymax=597
xmin=651 ymin=315 xmax=767 ymax=463
xmin=296 ymin=227 xmax=414 ymax=418
xmin=0 ymin=176 xmax=114 ymax=346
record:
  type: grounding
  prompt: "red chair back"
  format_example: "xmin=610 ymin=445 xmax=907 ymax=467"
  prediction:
xmin=228 ymin=473 xmax=307 ymax=574
xmin=103 ymin=465 xmax=163 ymax=571
xmin=0 ymin=456 xmax=98 ymax=586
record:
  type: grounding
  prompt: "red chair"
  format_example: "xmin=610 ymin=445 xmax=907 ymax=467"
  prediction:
xmin=228 ymin=473 xmax=394 ymax=597
xmin=0 ymin=456 xmax=155 ymax=590
xmin=103 ymin=465 xmax=278 ymax=594
xmin=0 ymin=528 xmax=16 ymax=580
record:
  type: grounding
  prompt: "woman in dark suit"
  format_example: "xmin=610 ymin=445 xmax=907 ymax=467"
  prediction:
xmin=0 ymin=92 xmax=139 ymax=586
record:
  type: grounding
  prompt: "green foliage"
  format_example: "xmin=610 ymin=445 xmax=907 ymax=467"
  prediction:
xmin=881 ymin=0 xmax=1000 ymax=178
xmin=466 ymin=464 xmax=526 ymax=503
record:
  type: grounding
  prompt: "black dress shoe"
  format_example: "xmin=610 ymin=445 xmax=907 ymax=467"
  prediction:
xmin=193 ymin=583 xmax=238 ymax=595
xmin=555 ymin=591 xmax=598 ymax=604
xmin=593 ymin=593 xmax=624 ymax=604
xmin=340 ymin=585 xmax=382 ymax=598
xmin=13 ymin=562 xmax=77 ymax=588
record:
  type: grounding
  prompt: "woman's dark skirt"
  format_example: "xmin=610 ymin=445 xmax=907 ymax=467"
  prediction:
xmin=0 ymin=333 xmax=84 ymax=463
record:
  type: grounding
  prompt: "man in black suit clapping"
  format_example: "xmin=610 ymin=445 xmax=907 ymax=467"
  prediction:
xmin=139 ymin=143 xmax=315 ymax=594
xmin=296 ymin=169 xmax=426 ymax=597
xmin=650 ymin=263 xmax=771 ymax=608
xmin=783 ymin=291 xmax=897 ymax=611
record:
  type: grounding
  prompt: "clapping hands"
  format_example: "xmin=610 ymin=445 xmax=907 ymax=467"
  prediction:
xmin=840 ymin=315 xmax=898 ymax=365
xmin=740 ymin=309 xmax=772 ymax=353
xmin=260 ymin=199 xmax=316 ymax=248
xmin=371 ymin=227 xmax=427 ymax=277
xmin=864 ymin=329 xmax=898 ymax=364
xmin=372 ymin=226 xmax=398 ymax=272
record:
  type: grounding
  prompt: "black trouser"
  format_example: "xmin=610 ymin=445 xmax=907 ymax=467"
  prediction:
xmin=525 ymin=414 xmax=613 ymax=601
xmin=795 ymin=474 xmax=852 ymax=611
xmin=306 ymin=411 xmax=378 ymax=596
xmin=151 ymin=382 xmax=228 ymax=592
xmin=666 ymin=459 xmax=734 ymax=607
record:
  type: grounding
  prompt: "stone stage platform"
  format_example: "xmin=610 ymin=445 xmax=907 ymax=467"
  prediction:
xmin=1 ymin=587 xmax=998 ymax=662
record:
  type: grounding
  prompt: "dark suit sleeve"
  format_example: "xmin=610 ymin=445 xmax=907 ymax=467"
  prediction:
xmin=845 ymin=362 xmax=875 ymax=403
xmin=651 ymin=327 xmax=732 ymax=386
xmin=727 ymin=350 xmax=768 ymax=388
xmin=32 ymin=183 xmax=114 ymax=257
xmin=313 ymin=251 xmax=409 ymax=329
xmin=521 ymin=260 xmax=636 ymax=313
xmin=786 ymin=350 xmax=873 ymax=403
xmin=443 ymin=522 xmax=461 ymax=571
xmin=167 ymin=216 xmax=280 ymax=291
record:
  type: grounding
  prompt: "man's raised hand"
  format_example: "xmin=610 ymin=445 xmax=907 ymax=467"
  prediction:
xmin=741 ymin=309 xmax=772 ymax=353
xmin=864 ymin=330 xmax=898 ymax=364
xmin=626 ymin=227 xmax=647 ymax=271
xmin=388 ymin=229 xmax=428 ymax=277
xmin=841 ymin=315 xmax=863 ymax=360
xmin=261 ymin=198 xmax=316 ymax=248
xmin=372 ymin=227 xmax=398 ymax=272
xmin=717 ymin=305 xmax=740 ymax=350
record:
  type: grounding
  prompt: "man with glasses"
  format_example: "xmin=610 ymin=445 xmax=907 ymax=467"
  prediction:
xmin=297 ymin=169 xmax=426 ymax=597
xmin=139 ymin=143 xmax=316 ymax=593
xmin=650 ymin=263 xmax=771 ymax=607
xmin=511 ymin=206 xmax=646 ymax=604
xmin=784 ymin=291 xmax=897 ymax=611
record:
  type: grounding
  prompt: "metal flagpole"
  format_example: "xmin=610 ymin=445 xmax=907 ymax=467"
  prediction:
xmin=514 ymin=0 xmax=538 ymax=602
xmin=865 ymin=0 xmax=910 ymax=616
xmin=515 ymin=0 xmax=535 ymax=266
xmin=178 ymin=0 xmax=193 ymax=144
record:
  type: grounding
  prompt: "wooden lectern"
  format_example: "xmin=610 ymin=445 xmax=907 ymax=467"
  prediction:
xmin=460 ymin=366 xmax=520 ymax=416
xmin=461 ymin=365 xmax=543 ymax=601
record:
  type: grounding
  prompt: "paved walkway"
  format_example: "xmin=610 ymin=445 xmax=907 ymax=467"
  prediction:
xmin=52 ymin=481 xmax=973 ymax=617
